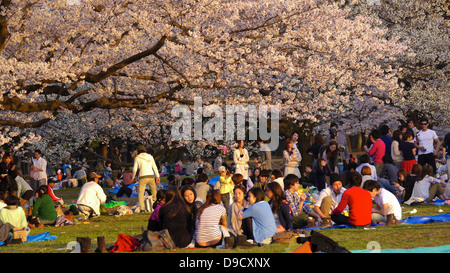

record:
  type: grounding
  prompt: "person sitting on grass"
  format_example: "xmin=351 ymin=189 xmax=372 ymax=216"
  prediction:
xmin=265 ymin=182 xmax=293 ymax=232
xmin=228 ymin=184 xmax=249 ymax=237
xmin=331 ymin=170 xmax=373 ymax=228
xmin=0 ymin=195 xmax=30 ymax=236
xmin=238 ymin=187 xmax=277 ymax=245
xmin=195 ymin=189 xmax=227 ymax=248
xmin=410 ymin=164 xmax=448 ymax=204
xmin=313 ymin=173 xmax=347 ymax=229
xmin=28 ymin=185 xmax=58 ymax=227
xmin=76 ymin=172 xmax=107 ymax=219
xmin=363 ymin=179 xmax=402 ymax=226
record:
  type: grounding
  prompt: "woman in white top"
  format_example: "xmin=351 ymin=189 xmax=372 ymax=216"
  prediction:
xmin=233 ymin=140 xmax=250 ymax=187
xmin=281 ymin=138 xmax=302 ymax=178
xmin=195 ymin=189 xmax=227 ymax=248
xmin=410 ymin=164 xmax=448 ymax=203
xmin=391 ymin=130 xmax=404 ymax=170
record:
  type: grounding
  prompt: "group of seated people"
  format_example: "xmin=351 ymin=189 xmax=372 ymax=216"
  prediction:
xmin=143 ymin=152 xmax=444 ymax=249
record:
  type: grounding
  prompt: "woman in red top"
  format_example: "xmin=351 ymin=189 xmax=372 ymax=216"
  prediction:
xmin=365 ymin=129 xmax=386 ymax=177
xmin=331 ymin=173 xmax=373 ymax=227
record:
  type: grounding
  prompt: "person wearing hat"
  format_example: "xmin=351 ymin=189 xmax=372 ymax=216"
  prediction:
xmin=76 ymin=172 xmax=107 ymax=219
xmin=218 ymin=165 xmax=233 ymax=212
xmin=132 ymin=145 xmax=160 ymax=212
xmin=314 ymin=173 xmax=347 ymax=228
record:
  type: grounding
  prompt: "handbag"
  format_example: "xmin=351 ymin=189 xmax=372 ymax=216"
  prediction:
xmin=30 ymin=169 xmax=39 ymax=180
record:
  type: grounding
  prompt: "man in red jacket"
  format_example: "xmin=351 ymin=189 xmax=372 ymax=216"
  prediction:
xmin=331 ymin=173 xmax=373 ymax=227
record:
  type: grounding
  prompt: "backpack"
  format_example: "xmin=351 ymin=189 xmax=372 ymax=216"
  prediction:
xmin=139 ymin=229 xmax=176 ymax=252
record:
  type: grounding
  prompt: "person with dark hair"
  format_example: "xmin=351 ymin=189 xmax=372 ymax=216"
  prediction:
xmin=147 ymin=189 xmax=167 ymax=231
xmin=0 ymin=152 xmax=18 ymax=198
xmin=76 ymin=172 xmax=107 ymax=219
xmin=194 ymin=173 xmax=211 ymax=203
xmin=415 ymin=117 xmax=441 ymax=174
xmin=29 ymin=185 xmax=58 ymax=227
xmin=181 ymin=177 xmax=195 ymax=187
xmin=363 ymin=180 xmax=402 ymax=226
xmin=364 ymin=129 xmax=386 ymax=176
xmin=253 ymin=169 xmax=270 ymax=193
xmin=399 ymin=130 xmax=418 ymax=173
xmin=315 ymin=158 xmax=331 ymax=192
xmin=322 ymin=140 xmax=340 ymax=173
xmin=228 ymin=184 xmax=249 ymax=236
xmin=195 ymin=189 xmax=227 ymax=248
xmin=380 ymin=124 xmax=392 ymax=157
xmin=266 ymin=182 xmax=293 ymax=232
xmin=283 ymin=174 xmax=309 ymax=229
xmin=356 ymin=153 xmax=378 ymax=180
xmin=180 ymin=185 xmax=202 ymax=236
xmin=391 ymin=130 xmax=404 ymax=169
xmin=159 ymin=187 xmax=194 ymax=248
xmin=314 ymin=173 xmax=347 ymax=228
xmin=239 ymin=187 xmax=277 ymax=245
xmin=14 ymin=169 xmax=33 ymax=214
xmin=31 ymin=150 xmax=47 ymax=189
xmin=378 ymin=155 xmax=400 ymax=194
xmin=132 ymin=145 xmax=160 ymax=212
xmin=281 ymin=138 xmax=302 ymax=179
xmin=410 ymin=164 xmax=448 ymax=203
xmin=306 ymin=134 xmax=324 ymax=169
xmin=270 ymin=169 xmax=284 ymax=189
xmin=234 ymin=140 xmax=250 ymax=188
xmin=324 ymin=123 xmax=351 ymax=170
xmin=331 ymin=169 xmax=373 ymax=227
xmin=0 ymin=195 xmax=29 ymax=235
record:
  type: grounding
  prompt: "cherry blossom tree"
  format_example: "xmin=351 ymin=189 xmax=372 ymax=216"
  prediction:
xmin=0 ymin=0 xmax=408 ymax=165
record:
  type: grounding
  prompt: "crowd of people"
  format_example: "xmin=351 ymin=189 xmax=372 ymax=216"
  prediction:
xmin=0 ymin=117 xmax=449 ymax=249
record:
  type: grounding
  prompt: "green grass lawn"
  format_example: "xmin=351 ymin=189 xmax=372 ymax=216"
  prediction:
xmin=1 ymin=180 xmax=450 ymax=253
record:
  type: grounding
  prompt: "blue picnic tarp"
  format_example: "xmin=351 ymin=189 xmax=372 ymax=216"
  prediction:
xmin=0 ymin=231 xmax=57 ymax=246
xmin=299 ymin=213 xmax=450 ymax=232
xmin=352 ymin=244 xmax=450 ymax=253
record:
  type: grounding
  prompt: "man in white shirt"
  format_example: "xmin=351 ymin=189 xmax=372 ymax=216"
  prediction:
xmin=132 ymin=145 xmax=160 ymax=212
xmin=76 ymin=172 xmax=107 ymax=219
xmin=32 ymin=150 xmax=47 ymax=188
xmin=363 ymin=179 xmax=402 ymax=226
xmin=415 ymin=117 xmax=441 ymax=174
xmin=314 ymin=173 xmax=347 ymax=228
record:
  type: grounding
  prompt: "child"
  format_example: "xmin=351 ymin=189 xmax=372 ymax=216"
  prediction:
xmin=218 ymin=166 xmax=233 ymax=212
xmin=399 ymin=131 xmax=417 ymax=173
xmin=363 ymin=180 xmax=402 ymax=226
xmin=147 ymin=189 xmax=167 ymax=231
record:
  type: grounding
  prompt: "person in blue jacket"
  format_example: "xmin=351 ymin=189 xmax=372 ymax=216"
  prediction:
xmin=239 ymin=187 xmax=277 ymax=245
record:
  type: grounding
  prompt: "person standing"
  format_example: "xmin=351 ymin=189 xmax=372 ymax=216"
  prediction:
xmin=32 ymin=150 xmax=47 ymax=189
xmin=233 ymin=140 xmax=250 ymax=188
xmin=281 ymin=138 xmax=302 ymax=178
xmin=364 ymin=129 xmax=386 ymax=177
xmin=257 ymin=139 xmax=272 ymax=171
xmin=415 ymin=117 xmax=441 ymax=174
xmin=132 ymin=145 xmax=160 ymax=212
